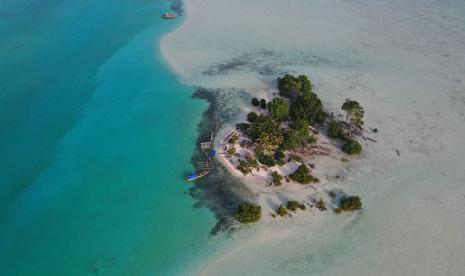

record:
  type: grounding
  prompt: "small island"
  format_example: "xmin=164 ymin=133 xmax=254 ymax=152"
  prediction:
xmin=216 ymin=74 xmax=372 ymax=223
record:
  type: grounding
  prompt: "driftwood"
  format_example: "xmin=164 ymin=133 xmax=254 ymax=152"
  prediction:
xmin=362 ymin=136 xmax=377 ymax=142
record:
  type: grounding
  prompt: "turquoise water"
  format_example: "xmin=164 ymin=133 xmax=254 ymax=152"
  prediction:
xmin=0 ymin=0 xmax=217 ymax=274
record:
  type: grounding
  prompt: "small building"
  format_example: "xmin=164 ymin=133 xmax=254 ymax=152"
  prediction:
xmin=162 ymin=13 xmax=176 ymax=19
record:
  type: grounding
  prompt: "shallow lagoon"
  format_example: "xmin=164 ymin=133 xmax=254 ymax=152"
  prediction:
xmin=0 ymin=0 xmax=217 ymax=274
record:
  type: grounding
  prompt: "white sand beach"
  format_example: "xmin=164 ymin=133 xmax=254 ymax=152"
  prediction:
xmin=162 ymin=0 xmax=465 ymax=275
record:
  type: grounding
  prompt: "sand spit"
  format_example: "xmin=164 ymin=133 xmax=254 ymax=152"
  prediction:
xmin=162 ymin=0 xmax=465 ymax=275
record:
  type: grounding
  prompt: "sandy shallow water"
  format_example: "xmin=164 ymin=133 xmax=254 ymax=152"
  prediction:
xmin=162 ymin=0 xmax=465 ymax=274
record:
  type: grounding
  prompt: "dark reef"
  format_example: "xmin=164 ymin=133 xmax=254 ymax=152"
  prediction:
xmin=169 ymin=0 xmax=184 ymax=15
xmin=189 ymin=88 xmax=255 ymax=235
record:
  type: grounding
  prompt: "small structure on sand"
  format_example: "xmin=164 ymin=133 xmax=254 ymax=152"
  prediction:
xmin=162 ymin=13 xmax=176 ymax=19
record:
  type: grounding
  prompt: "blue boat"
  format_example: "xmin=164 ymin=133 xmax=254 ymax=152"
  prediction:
xmin=185 ymin=171 xmax=209 ymax=182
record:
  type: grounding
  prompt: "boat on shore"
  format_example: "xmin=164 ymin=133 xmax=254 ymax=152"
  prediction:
xmin=185 ymin=171 xmax=209 ymax=182
xmin=162 ymin=13 xmax=176 ymax=19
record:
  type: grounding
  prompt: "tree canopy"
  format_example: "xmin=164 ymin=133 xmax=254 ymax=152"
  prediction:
xmin=336 ymin=195 xmax=362 ymax=213
xmin=277 ymin=74 xmax=313 ymax=98
xmin=289 ymin=92 xmax=326 ymax=125
xmin=342 ymin=99 xmax=364 ymax=127
xmin=247 ymin=111 xmax=258 ymax=123
xmin=289 ymin=164 xmax=317 ymax=184
xmin=235 ymin=202 xmax=261 ymax=223
xmin=268 ymin=97 xmax=289 ymax=122
xmin=249 ymin=115 xmax=283 ymax=152
xmin=251 ymin=97 xmax=260 ymax=107
xmin=342 ymin=138 xmax=362 ymax=154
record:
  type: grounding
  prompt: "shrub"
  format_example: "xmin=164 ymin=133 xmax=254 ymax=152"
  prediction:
xmin=276 ymin=204 xmax=287 ymax=217
xmin=251 ymin=97 xmax=260 ymax=107
xmin=235 ymin=202 xmax=261 ymax=223
xmin=237 ymin=159 xmax=258 ymax=175
xmin=237 ymin=160 xmax=251 ymax=174
xmin=336 ymin=195 xmax=362 ymax=213
xmin=342 ymin=139 xmax=362 ymax=154
xmin=227 ymin=147 xmax=236 ymax=155
xmin=328 ymin=121 xmax=346 ymax=140
xmin=280 ymin=130 xmax=299 ymax=150
xmin=260 ymin=99 xmax=267 ymax=109
xmin=271 ymin=171 xmax=283 ymax=186
xmin=289 ymin=164 xmax=317 ymax=184
xmin=228 ymin=135 xmax=238 ymax=144
xmin=247 ymin=111 xmax=259 ymax=123
xmin=328 ymin=190 xmax=337 ymax=198
xmin=258 ymin=155 xmax=276 ymax=167
xmin=286 ymin=200 xmax=305 ymax=211
xmin=316 ymin=198 xmax=327 ymax=211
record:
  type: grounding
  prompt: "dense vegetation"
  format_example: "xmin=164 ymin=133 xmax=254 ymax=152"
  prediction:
xmin=249 ymin=115 xmax=283 ymax=152
xmin=257 ymin=154 xmax=276 ymax=167
xmin=235 ymin=202 xmax=261 ymax=223
xmin=328 ymin=121 xmax=346 ymax=140
xmin=278 ymin=74 xmax=312 ymax=98
xmin=289 ymin=164 xmax=318 ymax=184
xmin=271 ymin=171 xmax=283 ymax=186
xmin=276 ymin=204 xmax=287 ymax=217
xmin=336 ymin=195 xmax=362 ymax=213
xmin=342 ymin=138 xmax=362 ymax=154
xmin=268 ymin=97 xmax=289 ymax=122
xmin=247 ymin=111 xmax=258 ymax=123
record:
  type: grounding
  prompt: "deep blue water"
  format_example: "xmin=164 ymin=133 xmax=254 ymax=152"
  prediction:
xmin=0 ymin=0 xmax=216 ymax=274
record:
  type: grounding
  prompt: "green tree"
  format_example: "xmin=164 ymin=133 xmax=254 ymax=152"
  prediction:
xmin=249 ymin=115 xmax=283 ymax=152
xmin=289 ymin=164 xmax=318 ymax=184
xmin=297 ymin=75 xmax=313 ymax=94
xmin=260 ymin=99 xmax=267 ymax=109
xmin=251 ymin=97 xmax=260 ymax=107
xmin=336 ymin=195 xmax=362 ymax=213
xmin=271 ymin=171 xmax=283 ymax=186
xmin=235 ymin=202 xmax=261 ymax=223
xmin=268 ymin=98 xmax=289 ymax=122
xmin=290 ymin=92 xmax=326 ymax=125
xmin=227 ymin=147 xmax=236 ymax=155
xmin=247 ymin=111 xmax=259 ymax=123
xmin=280 ymin=129 xmax=299 ymax=150
xmin=291 ymin=119 xmax=310 ymax=140
xmin=341 ymin=99 xmax=364 ymax=127
xmin=328 ymin=121 xmax=346 ymax=140
xmin=342 ymin=138 xmax=362 ymax=154
xmin=258 ymin=155 xmax=276 ymax=167
xmin=278 ymin=74 xmax=301 ymax=98
xmin=276 ymin=204 xmax=287 ymax=217
xmin=286 ymin=200 xmax=305 ymax=211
